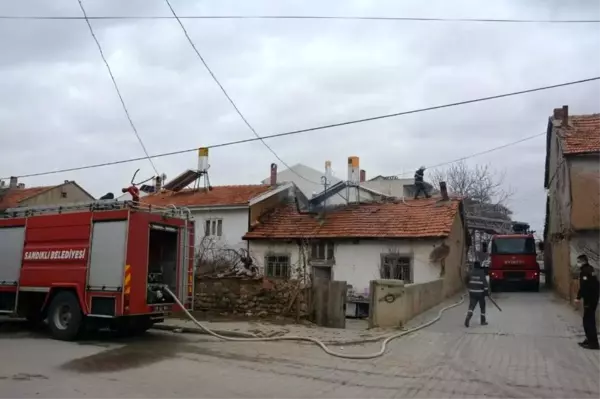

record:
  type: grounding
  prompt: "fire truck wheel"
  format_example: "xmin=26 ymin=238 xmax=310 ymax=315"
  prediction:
xmin=47 ymin=292 xmax=83 ymax=341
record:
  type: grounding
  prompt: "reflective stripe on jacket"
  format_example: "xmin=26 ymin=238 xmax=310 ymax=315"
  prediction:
xmin=468 ymin=268 xmax=489 ymax=295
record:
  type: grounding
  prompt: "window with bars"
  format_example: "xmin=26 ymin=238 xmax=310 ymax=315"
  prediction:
xmin=380 ymin=254 xmax=412 ymax=283
xmin=204 ymin=219 xmax=223 ymax=237
xmin=265 ymin=255 xmax=291 ymax=279
xmin=311 ymin=241 xmax=334 ymax=261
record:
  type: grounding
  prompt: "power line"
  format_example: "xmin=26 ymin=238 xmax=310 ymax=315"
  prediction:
xmin=163 ymin=0 xmax=319 ymax=185
xmin=0 ymin=131 xmax=545 ymax=181
xmin=2 ymin=76 xmax=598 ymax=179
xmin=76 ymin=0 xmax=159 ymax=176
xmin=1 ymin=15 xmax=598 ymax=23
xmin=393 ymin=132 xmax=546 ymax=177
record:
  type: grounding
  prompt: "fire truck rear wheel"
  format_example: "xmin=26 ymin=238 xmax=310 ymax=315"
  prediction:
xmin=47 ymin=292 xmax=83 ymax=341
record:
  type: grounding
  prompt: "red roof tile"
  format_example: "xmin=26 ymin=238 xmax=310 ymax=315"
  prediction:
xmin=559 ymin=114 xmax=600 ymax=155
xmin=244 ymin=198 xmax=462 ymax=239
xmin=142 ymin=185 xmax=274 ymax=207
xmin=0 ymin=186 xmax=57 ymax=210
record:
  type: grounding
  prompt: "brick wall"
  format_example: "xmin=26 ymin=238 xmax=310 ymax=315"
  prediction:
xmin=194 ymin=277 xmax=307 ymax=317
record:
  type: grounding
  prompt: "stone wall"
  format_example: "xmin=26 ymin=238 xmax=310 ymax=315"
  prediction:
xmin=194 ymin=277 xmax=307 ymax=317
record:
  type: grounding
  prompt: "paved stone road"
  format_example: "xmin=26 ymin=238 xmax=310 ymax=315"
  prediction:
xmin=1 ymin=291 xmax=598 ymax=398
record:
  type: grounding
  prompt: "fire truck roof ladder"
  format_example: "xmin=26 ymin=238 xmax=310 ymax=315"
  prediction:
xmin=4 ymin=200 xmax=190 ymax=219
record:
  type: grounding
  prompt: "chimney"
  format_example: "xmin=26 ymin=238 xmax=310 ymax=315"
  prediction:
xmin=155 ymin=175 xmax=162 ymax=192
xmin=270 ymin=163 xmax=278 ymax=187
xmin=561 ymin=105 xmax=568 ymax=126
xmin=9 ymin=176 xmax=17 ymax=189
xmin=347 ymin=156 xmax=359 ymax=183
xmin=64 ymin=180 xmax=69 ymax=184
xmin=359 ymin=169 xmax=366 ymax=183
xmin=439 ymin=181 xmax=449 ymax=201
xmin=324 ymin=160 xmax=332 ymax=181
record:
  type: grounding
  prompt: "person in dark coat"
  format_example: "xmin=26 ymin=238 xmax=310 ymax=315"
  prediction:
xmin=574 ymin=254 xmax=599 ymax=350
xmin=464 ymin=261 xmax=489 ymax=327
xmin=413 ymin=166 xmax=431 ymax=199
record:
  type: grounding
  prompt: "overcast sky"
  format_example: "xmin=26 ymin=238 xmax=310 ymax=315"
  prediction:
xmin=1 ymin=0 xmax=599 ymax=232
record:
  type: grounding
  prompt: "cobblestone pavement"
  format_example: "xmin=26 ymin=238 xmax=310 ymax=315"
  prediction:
xmin=1 ymin=291 xmax=598 ymax=398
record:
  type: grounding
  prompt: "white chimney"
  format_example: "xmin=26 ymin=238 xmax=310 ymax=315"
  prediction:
xmin=347 ymin=156 xmax=359 ymax=183
xmin=324 ymin=160 xmax=332 ymax=182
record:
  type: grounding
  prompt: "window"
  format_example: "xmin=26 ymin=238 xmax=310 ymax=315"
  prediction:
xmin=204 ymin=219 xmax=223 ymax=237
xmin=381 ymin=254 xmax=412 ymax=283
xmin=311 ymin=241 xmax=334 ymax=261
xmin=61 ymin=191 xmax=67 ymax=198
xmin=265 ymin=255 xmax=290 ymax=278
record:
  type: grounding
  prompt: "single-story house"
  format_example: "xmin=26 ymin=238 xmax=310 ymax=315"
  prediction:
xmin=243 ymin=197 xmax=468 ymax=298
xmin=0 ymin=177 xmax=95 ymax=214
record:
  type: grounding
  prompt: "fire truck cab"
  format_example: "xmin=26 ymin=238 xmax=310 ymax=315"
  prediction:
xmin=483 ymin=233 xmax=540 ymax=292
xmin=0 ymin=200 xmax=194 ymax=341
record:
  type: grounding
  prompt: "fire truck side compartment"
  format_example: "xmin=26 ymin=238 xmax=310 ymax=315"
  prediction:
xmin=0 ymin=226 xmax=25 ymax=285
xmin=147 ymin=225 xmax=179 ymax=297
xmin=88 ymin=220 xmax=128 ymax=291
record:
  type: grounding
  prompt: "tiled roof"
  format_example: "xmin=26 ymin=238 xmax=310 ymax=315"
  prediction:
xmin=0 ymin=186 xmax=57 ymax=210
xmin=244 ymin=198 xmax=461 ymax=239
xmin=142 ymin=185 xmax=275 ymax=207
xmin=559 ymin=114 xmax=600 ymax=155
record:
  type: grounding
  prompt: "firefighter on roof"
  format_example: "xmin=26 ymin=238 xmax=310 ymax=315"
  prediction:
xmin=575 ymin=254 xmax=599 ymax=350
xmin=414 ymin=166 xmax=431 ymax=199
xmin=464 ymin=261 xmax=489 ymax=327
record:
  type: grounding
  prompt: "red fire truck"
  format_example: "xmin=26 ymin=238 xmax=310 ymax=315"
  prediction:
xmin=483 ymin=233 xmax=540 ymax=292
xmin=0 ymin=200 xmax=194 ymax=340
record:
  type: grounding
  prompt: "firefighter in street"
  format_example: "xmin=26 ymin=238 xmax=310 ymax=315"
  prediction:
xmin=414 ymin=166 xmax=431 ymax=199
xmin=464 ymin=261 xmax=489 ymax=327
xmin=574 ymin=254 xmax=599 ymax=350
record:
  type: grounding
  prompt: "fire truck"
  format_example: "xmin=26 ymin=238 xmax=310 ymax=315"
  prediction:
xmin=0 ymin=200 xmax=195 ymax=340
xmin=482 ymin=233 xmax=540 ymax=292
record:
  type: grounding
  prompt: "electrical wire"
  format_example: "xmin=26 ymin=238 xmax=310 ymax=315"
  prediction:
xmin=1 ymin=15 xmax=598 ymax=23
xmin=2 ymin=76 xmax=598 ymax=180
xmin=393 ymin=132 xmax=547 ymax=178
xmin=164 ymin=0 xmax=320 ymax=185
xmin=76 ymin=0 xmax=159 ymax=177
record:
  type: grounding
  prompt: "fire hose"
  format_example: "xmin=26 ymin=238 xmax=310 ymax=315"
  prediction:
xmin=163 ymin=286 xmax=465 ymax=360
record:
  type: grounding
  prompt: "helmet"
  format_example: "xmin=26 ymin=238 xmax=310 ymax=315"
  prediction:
xmin=419 ymin=165 xmax=426 ymax=171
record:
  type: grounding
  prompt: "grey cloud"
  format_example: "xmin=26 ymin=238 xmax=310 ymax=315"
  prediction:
xmin=2 ymin=0 xmax=600 ymax=234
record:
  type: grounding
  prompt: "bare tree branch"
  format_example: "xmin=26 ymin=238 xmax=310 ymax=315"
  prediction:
xmin=429 ymin=160 xmax=513 ymax=218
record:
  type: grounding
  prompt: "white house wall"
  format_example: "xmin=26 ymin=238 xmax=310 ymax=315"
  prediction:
xmin=248 ymin=239 xmax=443 ymax=295
xmin=333 ymin=240 xmax=442 ymax=295
xmin=191 ymin=208 xmax=249 ymax=252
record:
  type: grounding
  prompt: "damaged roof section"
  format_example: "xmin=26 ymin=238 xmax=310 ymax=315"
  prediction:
xmin=244 ymin=197 xmax=462 ymax=240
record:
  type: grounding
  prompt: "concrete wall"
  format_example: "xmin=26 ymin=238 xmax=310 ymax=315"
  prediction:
xmin=20 ymin=182 xmax=94 ymax=207
xmin=369 ymin=279 xmax=444 ymax=328
xmin=569 ymin=155 xmax=600 ymax=231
